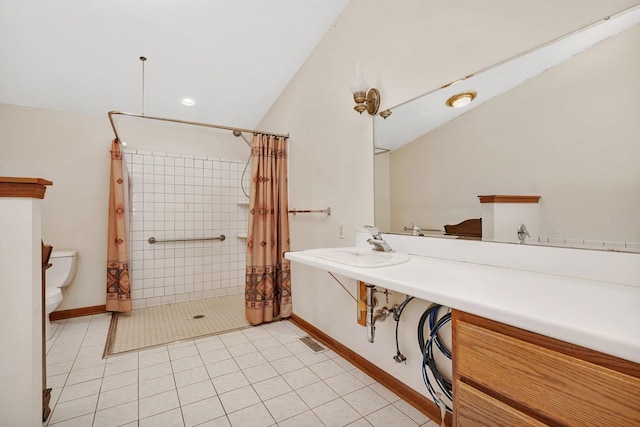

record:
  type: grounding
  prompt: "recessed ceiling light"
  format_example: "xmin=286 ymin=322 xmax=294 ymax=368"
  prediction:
xmin=181 ymin=97 xmax=196 ymax=106
xmin=446 ymin=91 xmax=477 ymax=108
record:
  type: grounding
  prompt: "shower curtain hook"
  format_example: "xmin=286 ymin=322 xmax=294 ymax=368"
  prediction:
xmin=140 ymin=56 xmax=147 ymax=116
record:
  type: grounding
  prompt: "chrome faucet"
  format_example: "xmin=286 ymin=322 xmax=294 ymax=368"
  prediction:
xmin=363 ymin=225 xmax=393 ymax=252
xmin=517 ymin=223 xmax=530 ymax=244
xmin=403 ymin=222 xmax=424 ymax=236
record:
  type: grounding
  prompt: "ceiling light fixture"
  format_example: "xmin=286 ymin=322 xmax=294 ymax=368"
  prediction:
xmin=446 ymin=91 xmax=477 ymax=108
xmin=350 ymin=63 xmax=380 ymax=115
xmin=181 ymin=97 xmax=196 ymax=106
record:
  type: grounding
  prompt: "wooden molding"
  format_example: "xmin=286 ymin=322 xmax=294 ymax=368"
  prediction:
xmin=50 ymin=305 xmax=107 ymax=321
xmin=477 ymin=195 xmax=540 ymax=204
xmin=290 ymin=313 xmax=451 ymax=426
xmin=0 ymin=177 xmax=53 ymax=199
xmin=357 ymin=281 xmax=366 ymax=327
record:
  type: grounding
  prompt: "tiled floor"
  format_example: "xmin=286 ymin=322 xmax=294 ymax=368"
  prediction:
xmin=45 ymin=313 xmax=438 ymax=427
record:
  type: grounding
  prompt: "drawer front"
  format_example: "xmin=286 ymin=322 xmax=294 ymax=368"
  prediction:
xmin=455 ymin=380 xmax=547 ymax=427
xmin=456 ymin=321 xmax=640 ymax=426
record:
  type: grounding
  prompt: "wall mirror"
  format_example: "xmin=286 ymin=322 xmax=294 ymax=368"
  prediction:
xmin=373 ymin=5 xmax=640 ymax=253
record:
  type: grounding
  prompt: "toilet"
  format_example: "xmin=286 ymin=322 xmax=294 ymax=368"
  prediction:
xmin=45 ymin=250 xmax=78 ymax=340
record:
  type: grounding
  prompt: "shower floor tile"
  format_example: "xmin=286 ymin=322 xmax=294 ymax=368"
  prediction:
xmin=106 ymin=294 xmax=250 ymax=355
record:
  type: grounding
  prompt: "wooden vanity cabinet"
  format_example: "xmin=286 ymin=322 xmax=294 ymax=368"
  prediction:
xmin=452 ymin=310 xmax=640 ymax=426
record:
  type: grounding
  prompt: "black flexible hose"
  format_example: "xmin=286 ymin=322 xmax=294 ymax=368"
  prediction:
xmin=418 ymin=304 xmax=452 ymax=412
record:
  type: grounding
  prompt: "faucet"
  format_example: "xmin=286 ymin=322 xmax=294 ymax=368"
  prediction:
xmin=517 ymin=223 xmax=530 ymax=244
xmin=363 ymin=225 xmax=393 ymax=252
xmin=403 ymin=222 xmax=424 ymax=236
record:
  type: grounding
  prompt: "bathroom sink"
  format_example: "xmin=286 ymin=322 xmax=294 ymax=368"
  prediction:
xmin=305 ymin=247 xmax=410 ymax=268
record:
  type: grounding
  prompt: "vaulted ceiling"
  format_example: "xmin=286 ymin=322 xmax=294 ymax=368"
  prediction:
xmin=0 ymin=0 xmax=349 ymax=128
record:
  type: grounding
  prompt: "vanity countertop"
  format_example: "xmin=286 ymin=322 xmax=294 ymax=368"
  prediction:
xmin=285 ymin=248 xmax=640 ymax=364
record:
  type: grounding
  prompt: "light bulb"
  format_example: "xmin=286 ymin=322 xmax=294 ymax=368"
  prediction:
xmin=350 ymin=62 xmax=368 ymax=94
xmin=446 ymin=91 xmax=477 ymax=108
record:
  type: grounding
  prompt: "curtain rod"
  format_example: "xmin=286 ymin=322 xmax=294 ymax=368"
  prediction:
xmin=107 ymin=111 xmax=290 ymax=142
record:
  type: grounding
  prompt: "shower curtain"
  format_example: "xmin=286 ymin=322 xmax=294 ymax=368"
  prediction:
xmin=245 ymin=134 xmax=291 ymax=325
xmin=106 ymin=140 xmax=132 ymax=312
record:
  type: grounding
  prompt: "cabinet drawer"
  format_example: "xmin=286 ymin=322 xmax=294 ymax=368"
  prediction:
xmin=455 ymin=380 xmax=547 ymax=427
xmin=456 ymin=320 xmax=640 ymax=426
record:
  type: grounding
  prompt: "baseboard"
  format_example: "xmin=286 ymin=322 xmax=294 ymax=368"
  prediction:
xmin=50 ymin=305 xmax=107 ymax=321
xmin=290 ymin=313 xmax=452 ymax=426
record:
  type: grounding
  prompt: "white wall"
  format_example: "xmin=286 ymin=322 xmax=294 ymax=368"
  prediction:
xmin=257 ymin=0 xmax=637 ymax=401
xmin=387 ymin=23 xmax=640 ymax=244
xmin=0 ymin=104 xmax=249 ymax=310
xmin=0 ymin=197 xmax=43 ymax=426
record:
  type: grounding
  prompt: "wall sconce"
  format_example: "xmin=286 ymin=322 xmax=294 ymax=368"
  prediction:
xmin=446 ymin=91 xmax=477 ymax=108
xmin=350 ymin=63 xmax=380 ymax=115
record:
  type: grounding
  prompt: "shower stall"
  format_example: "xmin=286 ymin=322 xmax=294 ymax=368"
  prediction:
xmin=122 ymin=149 xmax=250 ymax=309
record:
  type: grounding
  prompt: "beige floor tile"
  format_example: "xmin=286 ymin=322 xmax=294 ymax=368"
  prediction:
xmin=181 ymin=396 xmax=225 ymax=427
xmin=96 ymin=383 xmax=138 ymax=411
xmin=263 ymin=391 xmax=309 ymax=422
xmin=226 ymin=402 xmax=274 ymax=427
xmin=205 ymin=358 xmax=240 ymax=378
xmin=93 ymin=401 xmax=139 ymax=427
xmin=57 ymin=378 xmax=102 ymax=404
xmin=296 ymin=381 xmax=339 ymax=408
xmin=312 ymin=397 xmax=361 ymax=427
xmin=218 ymin=385 xmax=260 ymax=414
xmin=177 ymin=379 xmax=217 ymax=406
xmin=139 ymin=373 xmax=176 ymax=399
xmin=139 ymin=407 xmax=185 ymax=427
xmin=211 ymin=370 xmax=249 ymax=394
xmin=252 ymin=376 xmax=293 ymax=401
xmin=48 ymin=394 xmax=99 ymax=425
xmin=365 ymin=404 xmax=418 ymax=427
xmin=139 ymin=389 xmax=180 ymax=419
xmin=175 ymin=365 xmax=210 ymax=388
xmin=343 ymin=387 xmax=390 ymax=416
xmin=44 ymin=301 xmax=431 ymax=427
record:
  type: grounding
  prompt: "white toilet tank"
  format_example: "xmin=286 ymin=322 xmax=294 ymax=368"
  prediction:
xmin=48 ymin=250 xmax=78 ymax=288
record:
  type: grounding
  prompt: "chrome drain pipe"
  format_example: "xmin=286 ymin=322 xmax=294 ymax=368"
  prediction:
xmin=365 ymin=284 xmax=376 ymax=343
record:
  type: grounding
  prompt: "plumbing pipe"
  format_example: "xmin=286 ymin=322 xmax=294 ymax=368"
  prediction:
xmin=366 ymin=285 xmax=376 ymax=342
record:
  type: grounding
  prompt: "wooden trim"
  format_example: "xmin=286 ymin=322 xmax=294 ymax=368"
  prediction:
xmin=290 ymin=313 xmax=452 ymax=426
xmin=452 ymin=310 xmax=460 ymax=426
xmin=50 ymin=305 xmax=107 ymax=321
xmin=0 ymin=177 xmax=53 ymax=199
xmin=357 ymin=281 xmax=366 ymax=327
xmin=454 ymin=310 xmax=640 ymax=379
xmin=477 ymin=195 xmax=540 ymax=204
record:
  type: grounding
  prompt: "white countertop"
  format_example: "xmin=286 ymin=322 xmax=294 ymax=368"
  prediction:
xmin=286 ymin=248 xmax=640 ymax=364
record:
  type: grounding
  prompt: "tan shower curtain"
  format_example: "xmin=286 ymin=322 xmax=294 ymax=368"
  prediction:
xmin=245 ymin=134 xmax=291 ymax=325
xmin=106 ymin=140 xmax=132 ymax=312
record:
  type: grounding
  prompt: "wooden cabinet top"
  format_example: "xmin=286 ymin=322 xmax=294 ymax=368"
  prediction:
xmin=0 ymin=177 xmax=53 ymax=199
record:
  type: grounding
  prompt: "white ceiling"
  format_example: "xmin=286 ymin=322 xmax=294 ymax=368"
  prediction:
xmin=0 ymin=0 xmax=349 ymax=129
xmin=374 ymin=4 xmax=640 ymax=152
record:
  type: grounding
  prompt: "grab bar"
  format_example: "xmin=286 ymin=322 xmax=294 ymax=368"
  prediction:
xmin=288 ymin=207 xmax=331 ymax=216
xmin=148 ymin=235 xmax=226 ymax=244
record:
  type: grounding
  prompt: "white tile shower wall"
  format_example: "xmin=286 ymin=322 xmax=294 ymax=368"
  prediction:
xmin=123 ymin=150 xmax=251 ymax=308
